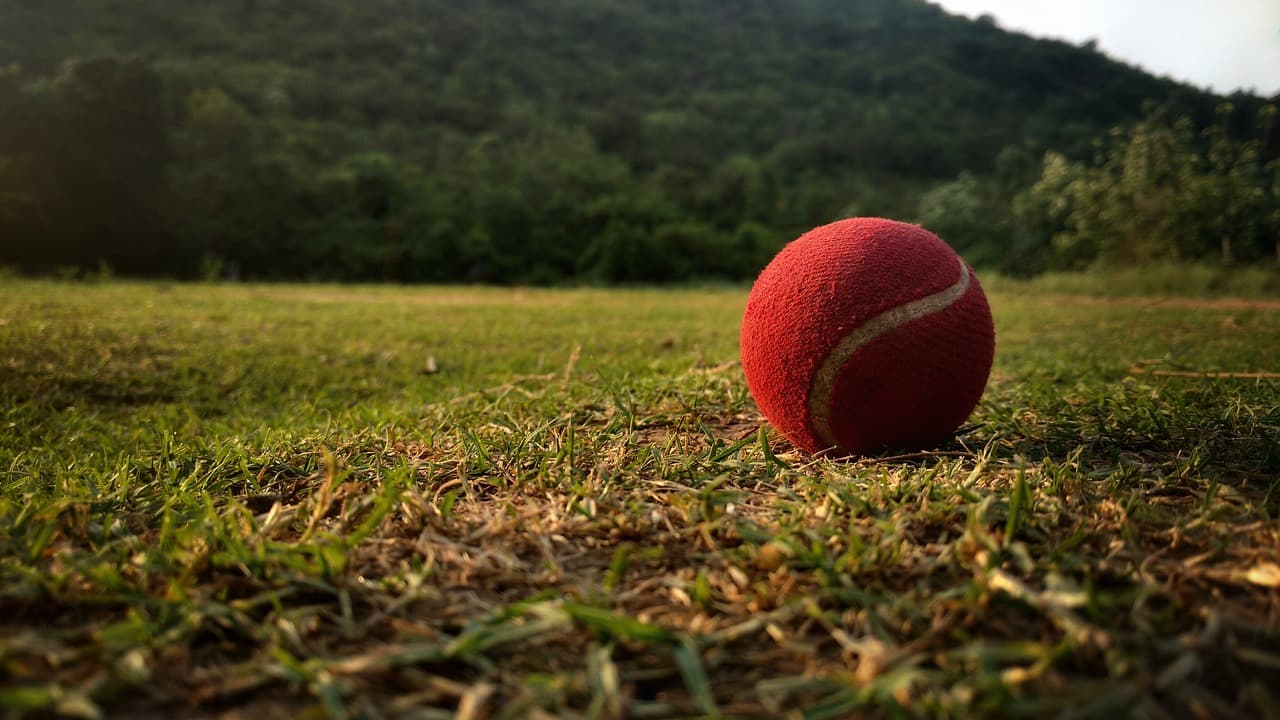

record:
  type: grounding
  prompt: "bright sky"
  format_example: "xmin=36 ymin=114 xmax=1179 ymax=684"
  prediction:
xmin=931 ymin=0 xmax=1280 ymax=96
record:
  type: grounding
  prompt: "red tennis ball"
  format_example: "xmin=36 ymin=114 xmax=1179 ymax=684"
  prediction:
xmin=740 ymin=217 xmax=995 ymax=457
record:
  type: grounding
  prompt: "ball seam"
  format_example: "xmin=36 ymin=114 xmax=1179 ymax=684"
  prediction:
xmin=808 ymin=257 xmax=972 ymax=453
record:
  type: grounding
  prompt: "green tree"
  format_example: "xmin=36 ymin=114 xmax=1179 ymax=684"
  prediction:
xmin=916 ymin=172 xmax=1005 ymax=268
xmin=1 ymin=58 xmax=176 ymax=273
xmin=1018 ymin=104 xmax=1280 ymax=269
xmin=0 ymin=155 xmax=29 ymax=224
xmin=171 ymin=87 xmax=258 ymax=275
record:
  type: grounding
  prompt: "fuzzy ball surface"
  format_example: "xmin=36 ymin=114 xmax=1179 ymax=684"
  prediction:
xmin=740 ymin=217 xmax=995 ymax=456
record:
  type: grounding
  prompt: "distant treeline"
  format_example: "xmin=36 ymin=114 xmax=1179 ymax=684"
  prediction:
xmin=0 ymin=1 xmax=1276 ymax=282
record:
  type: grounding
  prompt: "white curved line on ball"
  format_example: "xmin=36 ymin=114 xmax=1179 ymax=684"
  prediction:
xmin=809 ymin=257 xmax=971 ymax=452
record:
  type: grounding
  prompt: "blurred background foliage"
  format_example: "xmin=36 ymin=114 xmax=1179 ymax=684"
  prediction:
xmin=0 ymin=0 xmax=1276 ymax=283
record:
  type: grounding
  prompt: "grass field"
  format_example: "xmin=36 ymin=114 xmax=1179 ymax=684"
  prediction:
xmin=2 ymin=280 xmax=1278 ymax=719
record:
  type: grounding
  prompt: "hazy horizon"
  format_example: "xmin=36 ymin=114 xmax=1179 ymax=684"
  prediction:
xmin=933 ymin=0 xmax=1280 ymax=96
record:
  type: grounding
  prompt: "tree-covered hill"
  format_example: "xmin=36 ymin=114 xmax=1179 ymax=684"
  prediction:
xmin=0 ymin=0 xmax=1275 ymax=281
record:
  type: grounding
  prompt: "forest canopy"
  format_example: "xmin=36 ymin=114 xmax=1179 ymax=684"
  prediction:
xmin=0 ymin=0 xmax=1276 ymax=282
